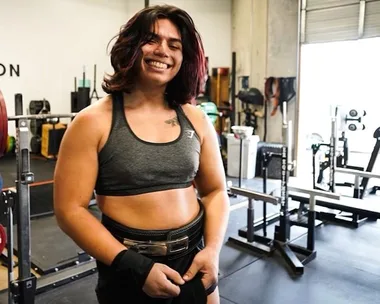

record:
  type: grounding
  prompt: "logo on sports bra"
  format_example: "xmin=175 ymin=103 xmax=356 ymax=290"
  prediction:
xmin=185 ymin=130 xmax=195 ymax=139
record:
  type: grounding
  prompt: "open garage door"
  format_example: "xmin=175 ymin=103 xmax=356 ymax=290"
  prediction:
xmin=301 ymin=0 xmax=380 ymax=43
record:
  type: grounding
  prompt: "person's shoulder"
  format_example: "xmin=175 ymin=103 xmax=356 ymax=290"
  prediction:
xmin=180 ymin=102 xmax=206 ymax=121
xmin=180 ymin=102 xmax=211 ymax=141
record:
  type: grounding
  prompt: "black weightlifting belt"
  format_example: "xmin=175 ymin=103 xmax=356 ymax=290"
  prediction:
xmin=102 ymin=204 xmax=204 ymax=259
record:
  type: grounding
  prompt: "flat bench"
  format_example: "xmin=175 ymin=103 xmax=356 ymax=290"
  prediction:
xmin=288 ymin=191 xmax=380 ymax=219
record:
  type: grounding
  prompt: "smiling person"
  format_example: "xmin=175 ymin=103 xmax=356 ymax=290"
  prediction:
xmin=53 ymin=4 xmax=229 ymax=304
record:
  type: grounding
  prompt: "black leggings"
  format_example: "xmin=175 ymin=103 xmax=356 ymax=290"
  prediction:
xmin=95 ymin=243 xmax=210 ymax=304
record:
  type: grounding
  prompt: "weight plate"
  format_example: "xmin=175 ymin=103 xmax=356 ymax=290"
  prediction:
xmin=29 ymin=99 xmax=51 ymax=115
xmin=0 ymin=224 xmax=6 ymax=253
xmin=30 ymin=136 xmax=41 ymax=154
xmin=30 ymin=119 xmax=43 ymax=136
xmin=0 ymin=90 xmax=8 ymax=158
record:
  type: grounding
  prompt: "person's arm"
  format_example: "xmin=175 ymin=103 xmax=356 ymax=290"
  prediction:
xmin=53 ymin=109 xmax=126 ymax=265
xmin=194 ymin=113 xmax=230 ymax=254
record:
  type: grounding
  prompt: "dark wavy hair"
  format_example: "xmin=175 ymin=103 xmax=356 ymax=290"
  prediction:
xmin=102 ymin=5 xmax=206 ymax=107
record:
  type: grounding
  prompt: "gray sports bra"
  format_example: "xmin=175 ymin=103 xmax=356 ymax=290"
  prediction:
xmin=95 ymin=92 xmax=201 ymax=196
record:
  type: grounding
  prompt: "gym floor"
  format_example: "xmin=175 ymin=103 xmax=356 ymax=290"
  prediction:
xmin=0 ymin=157 xmax=380 ymax=303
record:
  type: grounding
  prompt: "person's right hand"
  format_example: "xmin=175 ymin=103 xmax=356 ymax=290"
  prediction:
xmin=142 ymin=263 xmax=185 ymax=298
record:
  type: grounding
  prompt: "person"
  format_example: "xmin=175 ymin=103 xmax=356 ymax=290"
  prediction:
xmin=54 ymin=4 xmax=230 ymax=304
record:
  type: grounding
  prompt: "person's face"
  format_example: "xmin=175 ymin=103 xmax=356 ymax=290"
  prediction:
xmin=138 ymin=19 xmax=183 ymax=87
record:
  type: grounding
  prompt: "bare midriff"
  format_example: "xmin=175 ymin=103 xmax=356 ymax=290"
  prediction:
xmin=96 ymin=186 xmax=200 ymax=230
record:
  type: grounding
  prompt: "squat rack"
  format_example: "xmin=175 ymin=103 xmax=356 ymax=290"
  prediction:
xmin=2 ymin=112 xmax=97 ymax=304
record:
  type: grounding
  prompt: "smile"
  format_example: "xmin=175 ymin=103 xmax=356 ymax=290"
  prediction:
xmin=145 ymin=59 xmax=171 ymax=70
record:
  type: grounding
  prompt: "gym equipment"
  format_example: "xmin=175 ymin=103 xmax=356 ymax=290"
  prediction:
xmin=312 ymin=106 xmax=379 ymax=199
xmin=90 ymin=64 xmax=100 ymax=101
xmin=15 ymin=94 xmax=23 ymax=118
xmin=228 ymin=99 xmax=341 ymax=275
xmin=40 ymin=122 xmax=67 ymax=159
xmin=29 ymin=100 xmax=51 ymax=115
xmin=230 ymin=52 xmax=236 ymax=128
xmin=0 ymin=90 xmax=95 ymax=304
xmin=0 ymin=94 xmax=76 ymax=155
xmin=6 ymin=136 xmax=16 ymax=154
xmin=289 ymin=186 xmax=380 ymax=228
xmin=236 ymin=78 xmax=264 ymax=131
xmin=1 ymin=91 xmax=8 ymax=157
xmin=30 ymin=136 xmax=41 ymax=154
xmin=231 ymin=126 xmax=254 ymax=188
xmin=312 ymin=106 xmax=371 ymax=191
xmin=344 ymin=108 xmax=366 ymax=131
xmin=298 ymin=107 xmax=380 ymax=228
xmin=256 ymin=142 xmax=283 ymax=179
xmin=335 ymin=167 xmax=380 ymax=200
xmin=0 ymin=222 xmax=5 ymax=253
xmin=71 ymin=66 xmax=91 ymax=113
xmin=0 ymin=174 xmax=5 ymax=254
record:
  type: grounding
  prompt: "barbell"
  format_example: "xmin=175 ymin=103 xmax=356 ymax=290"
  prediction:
xmin=0 ymin=90 xmax=77 ymax=158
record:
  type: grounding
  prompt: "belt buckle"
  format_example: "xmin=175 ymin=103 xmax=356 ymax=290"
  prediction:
xmin=123 ymin=239 xmax=167 ymax=256
xmin=123 ymin=236 xmax=189 ymax=256
xmin=166 ymin=235 xmax=189 ymax=254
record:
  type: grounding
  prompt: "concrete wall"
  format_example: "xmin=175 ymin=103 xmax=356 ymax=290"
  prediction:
xmin=231 ymin=0 xmax=299 ymax=143
xmin=0 ymin=0 xmax=231 ymax=137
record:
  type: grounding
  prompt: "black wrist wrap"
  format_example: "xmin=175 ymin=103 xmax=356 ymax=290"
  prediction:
xmin=111 ymin=250 xmax=155 ymax=289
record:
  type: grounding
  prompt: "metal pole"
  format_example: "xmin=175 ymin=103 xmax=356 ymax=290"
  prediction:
xmin=8 ymin=113 xmax=76 ymax=120
xmin=239 ymin=138 xmax=243 ymax=188
xmin=262 ymin=152 xmax=268 ymax=237
xmin=145 ymin=0 xmax=149 ymax=8
xmin=230 ymin=186 xmax=279 ymax=205
xmin=247 ymin=199 xmax=254 ymax=243
xmin=293 ymin=0 xmax=304 ymax=177
xmin=307 ymin=195 xmax=316 ymax=251
xmin=5 ymin=192 xmax=14 ymax=304
xmin=278 ymin=101 xmax=290 ymax=242
xmin=16 ymin=119 xmax=32 ymax=280
xmin=12 ymin=119 xmax=36 ymax=303
xmin=231 ymin=52 xmax=236 ymax=129
xmin=330 ymin=113 xmax=337 ymax=192
xmin=288 ymin=186 xmax=340 ymax=250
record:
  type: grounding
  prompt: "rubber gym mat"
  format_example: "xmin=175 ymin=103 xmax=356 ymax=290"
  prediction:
xmin=12 ymin=206 xmax=102 ymax=275
xmin=218 ymin=202 xmax=307 ymax=280
xmin=218 ymin=221 xmax=380 ymax=304
xmin=0 ymin=154 xmax=56 ymax=188
xmin=29 ymin=182 xmax=54 ymax=217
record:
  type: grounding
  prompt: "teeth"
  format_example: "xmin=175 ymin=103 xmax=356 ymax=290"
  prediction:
xmin=147 ymin=61 xmax=168 ymax=69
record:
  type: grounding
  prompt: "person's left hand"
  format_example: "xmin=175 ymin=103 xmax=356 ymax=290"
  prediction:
xmin=182 ymin=247 xmax=219 ymax=290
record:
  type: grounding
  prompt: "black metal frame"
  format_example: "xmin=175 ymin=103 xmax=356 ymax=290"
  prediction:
xmin=312 ymin=120 xmax=380 ymax=200
xmin=310 ymin=110 xmax=380 ymax=227
xmin=272 ymin=115 xmax=317 ymax=276
xmin=3 ymin=111 xmax=96 ymax=304
xmin=228 ymin=101 xmax=327 ymax=276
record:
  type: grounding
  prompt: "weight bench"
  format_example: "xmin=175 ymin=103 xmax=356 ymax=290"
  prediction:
xmin=290 ymin=168 xmax=380 ymax=228
xmin=289 ymin=192 xmax=380 ymax=228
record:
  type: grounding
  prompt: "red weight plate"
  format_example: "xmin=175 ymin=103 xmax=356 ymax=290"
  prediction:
xmin=0 ymin=90 xmax=8 ymax=158
xmin=0 ymin=224 xmax=6 ymax=253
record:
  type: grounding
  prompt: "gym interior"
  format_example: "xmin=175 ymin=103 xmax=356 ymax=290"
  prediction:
xmin=1 ymin=0 xmax=380 ymax=303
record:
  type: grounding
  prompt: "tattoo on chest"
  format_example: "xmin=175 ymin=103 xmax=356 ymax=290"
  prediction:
xmin=165 ymin=116 xmax=179 ymax=127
